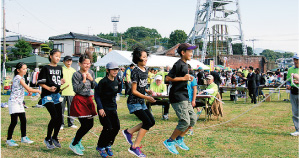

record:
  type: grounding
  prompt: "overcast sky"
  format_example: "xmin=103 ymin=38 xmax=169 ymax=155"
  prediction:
xmin=3 ymin=0 xmax=299 ymax=53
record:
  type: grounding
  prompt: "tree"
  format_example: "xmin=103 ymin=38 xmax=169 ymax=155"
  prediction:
xmin=41 ymin=44 xmax=51 ymax=54
xmin=168 ymin=30 xmax=187 ymax=48
xmin=159 ymin=37 xmax=169 ymax=49
xmin=11 ymin=39 xmax=32 ymax=59
xmin=232 ymin=43 xmax=253 ymax=55
xmin=123 ymin=26 xmax=161 ymax=41
xmin=283 ymin=52 xmax=294 ymax=58
xmin=261 ymin=49 xmax=284 ymax=61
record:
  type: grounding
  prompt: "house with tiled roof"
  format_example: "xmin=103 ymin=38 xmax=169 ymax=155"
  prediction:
xmin=1 ymin=35 xmax=44 ymax=54
xmin=49 ymin=32 xmax=115 ymax=57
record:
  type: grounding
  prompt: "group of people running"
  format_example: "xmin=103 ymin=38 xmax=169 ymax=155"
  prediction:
xmin=7 ymin=43 xmax=298 ymax=157
xmin=6 ymin=43 xmax=203 ymax=157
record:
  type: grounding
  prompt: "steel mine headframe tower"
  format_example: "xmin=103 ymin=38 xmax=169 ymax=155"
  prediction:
xmin=186 ymin=0 xmax=247 ymax=63
xmin=111 ymin=16 xmax=120 ymax=37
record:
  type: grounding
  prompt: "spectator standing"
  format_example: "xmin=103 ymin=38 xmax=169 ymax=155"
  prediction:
xmin=61 ymin=56 xmax=77 ymax=129
xmin=247 ymin=66 xmax=257 ymax=104
xmin=124 ymin=64 xmax=135 ymax=97
xmin=286 ymin=53 xmax=299 ymax=136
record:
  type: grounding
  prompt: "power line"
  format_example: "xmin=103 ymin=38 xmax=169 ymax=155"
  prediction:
xmin=6 ymin=29 xmax=47 ymax=42
xmin=12 ymin=0 xmax=62 ymax=34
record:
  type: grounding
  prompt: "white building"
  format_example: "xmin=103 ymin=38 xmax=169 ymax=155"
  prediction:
xmin=49 ymin=32 xmax=115 ymax=57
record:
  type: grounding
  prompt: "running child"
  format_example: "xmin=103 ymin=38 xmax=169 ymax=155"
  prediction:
xmin=69 ymin=53 xmax=97 ymax=156
xmin=94 ymin=62 xmax=120 ymax=158
xmin=38 ymin=49 xmax=65 ymax=149
xmin=6 ymin=62 xmax=41 ymax=146
xmin=122 ymin=47 xmax=156 ymax=157
xmin=163 ymin=43 xmax=198 ymax=155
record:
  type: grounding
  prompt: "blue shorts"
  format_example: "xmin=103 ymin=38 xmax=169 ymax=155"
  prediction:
xmin=127 ymin=103 xmax=147 ymax=114
xmin=42 ymin=93 xmax=62 ymax=105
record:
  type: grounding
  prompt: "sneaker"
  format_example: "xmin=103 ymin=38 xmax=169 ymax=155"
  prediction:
xmin=35 ymin=104 xmax=44 ymax=108
xmin=163 ymin=140 xmax=179 ymax=154
xmin=70 ymin=125 xmax=78 ymax=128
xmin=71 ymin=138 xmax=85 ymax=151
xmin=6 ymin=139 xmax=18 ymax=146
xmin=290 ymin=131 xmax=299 ymax=136
xmin=23 ymin=105 xmax=28 ymax=108
xmin=122 ymin=129 xmax=133 ymax=145
xmin=96 ymin=146 xmax=108 ymax=158
xmin=186 ymin=129 xmax=194 ymax=136
xmin=44 ymin=138 xmax=55 ymax=149
xmin=52 ymin=138 xmax=61 ymax=148
xmin=21 ymin=136 xmax=34 ymax=144
xmin=162 ymin=114 xmax=169 ymax=120
xmin=60 ymin=125 xmax=64 ymax=130
xmin=175 ymin=137 xmax=189 ymax=150
xmin=78 ymin=139 xmax=85 ymax=151
xmin=128 ymin=146 xmax=146 ymax=157
xmin=69 ymin=142 xmax=83 ymax=156
xmin=105 ymin=146 xmax=113 ymax=156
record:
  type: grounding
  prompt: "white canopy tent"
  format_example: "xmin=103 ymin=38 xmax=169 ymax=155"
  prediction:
xmin=94 ymin=50 xmax=209 ymax=69
xmin=94 ymin=50 xmax=133 ymax=67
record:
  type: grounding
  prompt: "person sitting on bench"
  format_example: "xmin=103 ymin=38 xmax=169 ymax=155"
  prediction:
xmin=146 ymin=75 xmax=170 ymax=120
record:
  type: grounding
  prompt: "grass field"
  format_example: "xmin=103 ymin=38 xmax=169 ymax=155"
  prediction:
xmin=1 ymin=91 xmax=298 ymax=158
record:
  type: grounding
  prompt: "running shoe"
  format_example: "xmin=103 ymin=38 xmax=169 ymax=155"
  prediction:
xmin=186 ymin=129 xmax=194 ymax=136
xmin=106 ymin=146 xmax=113 ymax=156
xmin=69 ymin=142 xmax=83 ymax=156
xmin=122 ymin=129 xmax=133 ymax=145
xmin=175 ymin=137 xmax=189 ymax=150
xmin=163 ymin=140 xmax=179 ymax=154
xmin=162 ymin=114 xmax=169 ymax=120
xmin=44 ymin=138 xmax=55 ymax=149
xmin=290 ymin=131 xmax=299 ymax=136
xmin=128 ymin=146 xmax=146 ymax=157
xmin=52 ymin=138 xmax=61 ymax=148
xmin=6 ymin=139 xmax=18 ymax=146
xmin=21 ymin=136 xmax=34 ymax=144
xmin=78 ymin=139 xmax=85 ymax=151
xmin=96 ymin=146 xmax=108 ymax=158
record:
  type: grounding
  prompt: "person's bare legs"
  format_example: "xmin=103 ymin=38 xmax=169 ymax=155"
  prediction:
xmin=180 ymin=126 xmax=192 ymax=137
xmin=127 ymin=123 xmax=142 ymax=134
xmin=170 ymin=129 xmax=183 ymax=140
xmin=133 ymin=128 xmax=147 ymax=148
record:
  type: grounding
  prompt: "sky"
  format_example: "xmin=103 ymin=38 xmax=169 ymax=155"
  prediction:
xmin=2 ymin=0 xmax=299 ymax=53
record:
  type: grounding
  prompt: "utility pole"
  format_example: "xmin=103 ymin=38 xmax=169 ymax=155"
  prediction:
xmin=120 ymin=36 xmax=122 ymax=51
xmin=88 ymin=26 xmax=91 ymax=35
xmin=2 ymin=0 xmax=7 ymax=80
xmin=247 ymin=39 xmax=257 ymax=55
xmin=17 ymin=22 xmax=21 ymax=34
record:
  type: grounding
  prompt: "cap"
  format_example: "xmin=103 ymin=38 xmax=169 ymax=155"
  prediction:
xmin=206 ymin=75 xmax=214 ymax=80
xmin=292 ymin=53 xmax=299 ymax=59
xmin=106 ymin=62 xmax=119 ymax=69
xmin=63 ymin=56 xmax=72 ymax=61
xmin=155 ymin=75 xmax=162 ymax=81
xmin=177 ymin=43 xmax=198 ymax=52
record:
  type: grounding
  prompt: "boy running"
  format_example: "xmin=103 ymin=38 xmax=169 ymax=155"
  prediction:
xmin=163 ymin=43 xmax=197 ymax=155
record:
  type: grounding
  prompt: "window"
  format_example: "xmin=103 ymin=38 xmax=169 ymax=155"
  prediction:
xmin=95 ymin=47 xmax=100 ymax=53
xmin=53 ymin=43 xmax=64 ymax=53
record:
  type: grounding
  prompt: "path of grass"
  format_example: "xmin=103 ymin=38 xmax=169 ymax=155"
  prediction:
xmin=1 ymin=91 xmax=298 ymax=158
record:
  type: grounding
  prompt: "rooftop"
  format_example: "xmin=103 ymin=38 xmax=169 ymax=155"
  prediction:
xmin=49 ymin=32 xmax=115 ymax=44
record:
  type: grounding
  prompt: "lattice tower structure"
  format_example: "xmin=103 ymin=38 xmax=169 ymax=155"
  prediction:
xmin=111 ymin=16 xmax=120 ymax=37
xmin=186 ymin=0 xmax=247 ymax=63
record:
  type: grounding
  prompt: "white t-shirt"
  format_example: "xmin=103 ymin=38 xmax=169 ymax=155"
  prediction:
xmin=8 ymin=75 xmax=25 ymax=114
